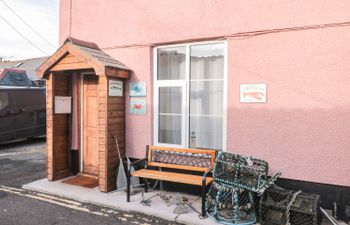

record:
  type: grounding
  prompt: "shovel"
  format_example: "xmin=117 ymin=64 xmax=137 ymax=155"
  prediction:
xmin=114 ymin=136 xmax=140 ymax=194
xmin=114 ymin=136 xmax=133 ymax=194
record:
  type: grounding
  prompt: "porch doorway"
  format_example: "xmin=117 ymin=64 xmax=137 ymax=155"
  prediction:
xmin=81 ymin=74 xmax=99 ymax=177
xmin=38 ymin=37 xmax=130 ymax=192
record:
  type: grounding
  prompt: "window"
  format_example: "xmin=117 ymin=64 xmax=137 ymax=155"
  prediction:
xmin=154 ymin=42 xmax=226 ymax=150
xmin=0 ymin=92 xmax=9 ymax=111
xmin=0 ymin=72 xmax=32 ymax=86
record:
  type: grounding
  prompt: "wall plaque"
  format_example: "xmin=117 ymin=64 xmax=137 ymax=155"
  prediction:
xmin=240 ymin=84 xmax=267 ymax=103
xmin=130 ymin=82 xmax=146 ymax=97
xmin=130 ymin=99 xmax=147 ymax=115
xmin=109 ymin=80 xmax=123 ymax=96
xmin=54 ymin=96 xmax=71 ymax=114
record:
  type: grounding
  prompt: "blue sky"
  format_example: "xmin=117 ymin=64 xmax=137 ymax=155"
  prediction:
xmin=0 ymin=0 xmax=59 ymax=60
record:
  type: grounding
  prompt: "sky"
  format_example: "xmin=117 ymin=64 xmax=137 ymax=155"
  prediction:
xmin=0 ymin=0 xmax=59 ymax=61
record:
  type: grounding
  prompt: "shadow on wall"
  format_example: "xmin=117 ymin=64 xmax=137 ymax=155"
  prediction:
xmin=227 ymin=106 xmax=350 ymax=187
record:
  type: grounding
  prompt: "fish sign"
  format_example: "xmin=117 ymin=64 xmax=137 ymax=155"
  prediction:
xmin=240 ymin=84 xmax=267 ymax=103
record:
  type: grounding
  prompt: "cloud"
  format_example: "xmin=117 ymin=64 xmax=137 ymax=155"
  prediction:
xmin=0 ymin=0 xmax=59 ymax=60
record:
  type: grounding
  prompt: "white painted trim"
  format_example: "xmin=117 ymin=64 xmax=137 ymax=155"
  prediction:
xmin=189 ymin=78 xmax=224 ymax=82
xmin=159 ymin=113 xmax=182 ymax=116
xmin=153 ymin=41 xmax=228 ymax=151
xmin=153 ymin=81 xmax=186 ymax=148
xmin=156 ymin=40 xmax=227 ymax=50
xmin=153 ymin=47 xmax=158 ymax=147
xmin=222 ymin=41 xmax=228 ymax=152
xmin=185 ymin=45 xmax=190 ymax=149
xmin=189 ymin=114 xmax=223 ymax=118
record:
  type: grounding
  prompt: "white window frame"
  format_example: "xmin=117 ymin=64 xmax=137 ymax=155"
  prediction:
xmin=153 ymin=41 xmax=227 ymax=151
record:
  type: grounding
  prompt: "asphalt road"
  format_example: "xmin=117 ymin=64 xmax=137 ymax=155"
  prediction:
xmin=0 ymin=138 xmax=179 ymax=225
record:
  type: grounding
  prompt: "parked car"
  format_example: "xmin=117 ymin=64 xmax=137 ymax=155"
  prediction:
xmin=0 ymin=86 xmax=46 ymax=143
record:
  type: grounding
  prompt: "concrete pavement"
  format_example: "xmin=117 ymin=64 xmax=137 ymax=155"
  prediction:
xmin=0 ymin=138 xmax=180 ymax=225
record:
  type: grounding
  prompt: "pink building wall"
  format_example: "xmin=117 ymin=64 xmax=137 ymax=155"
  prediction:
xmin=59 ymin=0 xmax=350 ymax=187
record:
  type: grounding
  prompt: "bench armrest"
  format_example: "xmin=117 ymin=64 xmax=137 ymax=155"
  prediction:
xmin=202 ymin=168 xmax=213 ymax=186
xmin=128 ymin=158 xmax=148 ymax=173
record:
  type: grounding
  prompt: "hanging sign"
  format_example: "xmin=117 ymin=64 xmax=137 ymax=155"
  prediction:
xmin=130 ymin=82 xmax=146 ymax=97
xmin=240 ymin=84 xmax=267 ymax=103
xmin=129 ymin=99 xmax=147 ymax=115
xmin=54 ymin=96 xmax=72 ymax=114
xmin=109 ymin=80 xmax=123 ymax=96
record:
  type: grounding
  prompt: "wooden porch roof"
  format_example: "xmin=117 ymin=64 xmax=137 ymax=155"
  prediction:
xmin=36 ymin=37 xmax=130 ymax=79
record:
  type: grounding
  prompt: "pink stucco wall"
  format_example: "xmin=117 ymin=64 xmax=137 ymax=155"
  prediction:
xmin=59 ymin=0 xmax=350 ymax=187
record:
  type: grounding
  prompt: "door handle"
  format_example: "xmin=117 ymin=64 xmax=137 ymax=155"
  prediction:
xmin=19 ymin=108 xmax=26 ymax=113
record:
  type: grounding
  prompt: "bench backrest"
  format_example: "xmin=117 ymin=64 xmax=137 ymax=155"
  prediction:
xmin=147 ymin=145 xmax=216 ymax=172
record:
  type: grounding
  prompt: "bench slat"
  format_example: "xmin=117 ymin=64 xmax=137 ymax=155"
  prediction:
xmin=131 ymin=169 xmax=214 ymax=186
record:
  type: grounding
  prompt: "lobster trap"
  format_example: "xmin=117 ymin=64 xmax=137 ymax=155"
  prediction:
xmin=206 ymin=151 xmax=281 ymax=225
xmin=213 ymin=152 xmax=281 ymax=194
xmin=206 ymin=182 xmax=257 ymax=225
xmin=258 ymin=186 xmax=321 ymax=225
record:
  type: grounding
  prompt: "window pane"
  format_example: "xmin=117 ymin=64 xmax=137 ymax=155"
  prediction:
xmin=190 ymin=80 xmax=223 ymax=115
xmin=190 ymin=43 xmax=224 ymax=80
xmin=189 ymin=116 xmax=222 ymax=150
xmin=159 ymin=115 xmax=182 ymax=145
xmin=0 ymin=92 xmax=9 ymax=110
xmin=159 ymin=87 xmax=182 ymax=114
xmin=0 ymin=72 xmax=32 ymax=86
xmin=189 ymin=43 xmax=225 ymax=150
xmin=158 ymin=47 xmax=186 ymax=80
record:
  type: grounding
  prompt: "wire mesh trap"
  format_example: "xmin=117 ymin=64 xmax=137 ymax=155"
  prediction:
xmin=206 ymin=151 xmax=281 ymax=225
xmin=213 ymin=152 xmax=281 ymax=194
xmin=258 ymin=186 xmax=321 ymax=225
xmin=206 ymin=182 xmax=257 ymax=225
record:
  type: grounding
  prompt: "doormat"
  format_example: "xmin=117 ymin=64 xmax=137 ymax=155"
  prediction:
xmin=62 ymin=175 xmax=99 ymax=188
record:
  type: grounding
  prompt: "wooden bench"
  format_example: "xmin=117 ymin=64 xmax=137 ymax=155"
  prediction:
xmin=127 ymin=145 xmax=217 ymax=217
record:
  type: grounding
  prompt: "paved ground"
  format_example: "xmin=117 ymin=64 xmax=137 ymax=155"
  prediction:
xmin=0 ymin=138 xmax=46 ymax=187
xmin=0 ymin=138 xmax=340 ymax=225
xmin=0 ymin=138 xmax=179 ymax=225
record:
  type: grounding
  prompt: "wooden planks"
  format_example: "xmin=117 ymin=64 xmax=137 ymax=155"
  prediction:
xmin=97 ymin=75 xmax=108 ymax=192
xmin=45 ymin=66 xmax=128 ymax=193
xmin=132 ymin=169 xmax=214 ymax=186
xmin=147 ymin=162 xmax=210 ymax=172
xmin=104 ymin=77 xmax=126 ymax=192
xmin=47 ymin=73 xmax=71 ymax=181
xmin=82 ymin=75 xmax=99 ymax=176
xmin=46 ymin=73 xmax=54 ymax=180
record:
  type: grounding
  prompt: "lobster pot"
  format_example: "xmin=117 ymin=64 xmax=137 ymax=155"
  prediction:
xmin=213 ymin=152 xmax=269 ymax=192
xmin=206 ymin=182 xmax=257 ymax=225
xmin=258 ymin=187 xmax=321 ymax=225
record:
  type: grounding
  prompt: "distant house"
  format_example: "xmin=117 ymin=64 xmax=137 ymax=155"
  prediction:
xmin=0 ymin=57 xmax=47 ymax=86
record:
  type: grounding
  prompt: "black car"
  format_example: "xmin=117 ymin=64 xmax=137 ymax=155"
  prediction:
xmin=0 ymin=69 xmax=46 ymax=143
